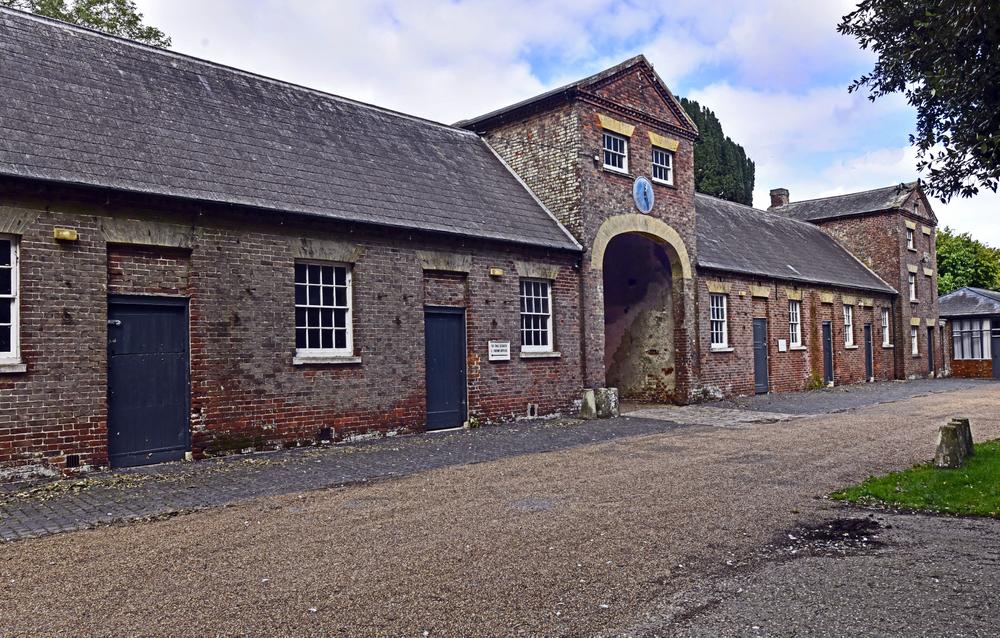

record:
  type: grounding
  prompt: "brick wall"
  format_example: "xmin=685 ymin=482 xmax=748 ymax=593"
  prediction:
xmin=0 ymin=180 xmax=582 ymax=476
xmin=813 ymin=192 xmax=941 ymax=379
xmin=697 ymin=272 xmax=895 ymax=397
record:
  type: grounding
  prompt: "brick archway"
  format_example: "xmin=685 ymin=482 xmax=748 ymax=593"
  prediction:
xmin=589 ymin=214 xmax=692 ymax=280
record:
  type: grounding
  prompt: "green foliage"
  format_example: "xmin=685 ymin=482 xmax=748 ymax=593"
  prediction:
xmin=838 ymin=1 xmax=1000 ymax=201
xmin=805 ymin=373 xmax=826 ymax=391
xmin=1 ymin=0 xmax=170 ymax=47
xmin=831 ymin=438 xmax=1000 ymax=518
xmin=679 ymin=97 xmax=755 ymax=206
xmin=935 ymin=226 xmax=1000 ymax=294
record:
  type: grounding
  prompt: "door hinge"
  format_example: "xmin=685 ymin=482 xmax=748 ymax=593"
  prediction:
xmin=107 ymin=319 xmax=122 ymax=326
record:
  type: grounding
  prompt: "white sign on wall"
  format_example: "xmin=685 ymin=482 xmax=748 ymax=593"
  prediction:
xmin=488 ymin=340 xmax=511 ymax=361
xmin=777 ymin=339 xmax=788 ymax=352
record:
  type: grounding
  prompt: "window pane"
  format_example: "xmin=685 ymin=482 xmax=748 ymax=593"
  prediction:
xmin=295 ymin=263 xmax=307 ymax=284
xmin=308 ymin=328 xmax=320 ymax=349
xmin=321 ymin=266 xmax=333 ymax=285
xmin=0 ymin=240 xmax=9 ymax=266
xmin=334 ymin=309 xmax=347 ymax=329
xmin=0 ymin=301 xmax=9 ymax=325
xmin=296 ymin=327 xmax=306 ymax=349
xmin=307 ymin=308 xmax=320 ymax=327
xmin=321 ymin=287 xmax=333 ymax=307
xmin=321 ymin=329 xmax=333 ymax=349
xmin=0 ymin=269 xmax=10 ymax=295
xmin=295 ymin=283 xmax=306 ymax=305
xmin=295 ymin=307 xmax=306 ymax=328
xmin=335 ymin=329 xmax=347 ymax=349
xmin=308 ymin=285 xmax=320 ymax=305
xmin=320 ymin=309 xmax=333 ymax=328
xmin=335 ymin=267 xmax=347 ymax=286
xmin=335 ymin=287 xmax=347 ymax=307
xmin=308 ymin=264 xmax=321 ymax=284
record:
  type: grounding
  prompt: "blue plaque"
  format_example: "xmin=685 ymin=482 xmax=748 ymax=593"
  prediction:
xmin=633 ymin=176 xmax=654 ymax=214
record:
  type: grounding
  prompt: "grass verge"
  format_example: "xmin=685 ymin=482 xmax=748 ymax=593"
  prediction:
xmin=831 ymin=438 xmax=1000 ymax=518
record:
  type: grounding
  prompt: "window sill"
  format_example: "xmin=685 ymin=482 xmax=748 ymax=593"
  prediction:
xmin=520 ymin=351 xmax=561 ymax=359
xmin=883 ymin=344 xmax=894 ymax=349
xmin=710 ymin=346 xmax=735 ymax=353
xmin=845 ymin=345 xmax=859 ymax=350
xmin=910 ymin=300 xmax=919 ymax=304
xmin=0 ymin=361 xmax=26 ymax=374
xmin=293 ymin=355 xmax=362 ymax=366
xmin=651 ymin=178 xmax=676 ymax=189
xmin=907 ymin=247 xmax=918 ymax=252
xmin=911 ymin=354 xmax=922 ymax=358
xmin=602 ymin=167 xmax=631 ymax=178
xmin=788 ymin=345 xmax=807 ymax=351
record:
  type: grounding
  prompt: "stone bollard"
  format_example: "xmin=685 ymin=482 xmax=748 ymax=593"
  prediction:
xmin=950 ymin=417 xmax=974 ymax=457
xmin=934 ymin=423 xmax=966 ymax=469
xmin=579 ymin=389 xmax=598 ymax=420
xmin=595 ymin=387 xmax=620 ymax=418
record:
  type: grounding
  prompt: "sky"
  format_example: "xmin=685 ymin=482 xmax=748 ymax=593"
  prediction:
xmin=134 ymin=0 xmax=999 ymax=245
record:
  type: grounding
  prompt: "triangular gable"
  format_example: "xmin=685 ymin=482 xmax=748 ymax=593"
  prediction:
xmin=578 ymin=55 xmax=698 ymax=136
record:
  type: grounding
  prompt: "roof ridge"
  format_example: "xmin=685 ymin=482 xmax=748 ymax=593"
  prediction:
xmin=0 ymin=6 xmax=477 ymax=139
xmin=774 ymin=181 xmax=917 ymax=209
xmin=694 ymin=192 xmax=836 ymax=232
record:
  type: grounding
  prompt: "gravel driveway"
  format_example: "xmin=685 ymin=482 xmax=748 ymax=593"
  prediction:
xmin=1 ymin=384 xmax=998 ymax=637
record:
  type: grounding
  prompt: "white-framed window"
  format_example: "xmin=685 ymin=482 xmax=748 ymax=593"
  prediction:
xmin=294 ymin=261 xmax=352 ymax=356
xmin=788 ymin=300 xmax=802 ymax=347
xmin=710 ymin=293 xmax=728 ymax=348
xmin=952 ymin=319 xmax=992 ymax=360
xmin=881 ymin=308 xmax=891 ymax=346
xmin=911 ymin=326 xmax=919 ymax=355
xmin=602 ymin=130 xmax=628 ymax=173
xmin=651 ymin=147 xmax=674 ymax=185
xmin=909 ymin=273 xmax=917 ymax=301
xmin=843 ymin=305 xmax=854 ymax=346
xmin=906 ymin=228 xmax=915 ymax=250
xmin=520 ymin=279 xmax=554 ymax=352
xmin=0 ymin=236 xmax=19 ymax=362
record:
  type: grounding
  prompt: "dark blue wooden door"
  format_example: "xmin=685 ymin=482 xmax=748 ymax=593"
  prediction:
xmin=864 ymin=324 xmax=873 ymax=381
xmin=752 ymin=318 xmax=769 ymax=394
xmin=927 ymin=327 xmax=935 ymax=373
xmin=108 ymin=297 xmax=189 ymax=468
xmin=822 ymin=321 xmax=834 ymax=384
xmin=992 ymin=327 xmax=1000 ymax=379
xmin=424 ymin=307 xmax=467 ymax=430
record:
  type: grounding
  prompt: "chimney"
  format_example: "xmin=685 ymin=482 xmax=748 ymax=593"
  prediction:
xmin=769 ymin=188 xmax=789 ymax=209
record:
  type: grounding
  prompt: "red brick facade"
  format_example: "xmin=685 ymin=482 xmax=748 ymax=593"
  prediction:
xmin=0 ymin=181 xmax=581 ymax=476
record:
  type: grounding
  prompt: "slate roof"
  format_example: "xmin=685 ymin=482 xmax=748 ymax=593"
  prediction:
xmin=939 ymin=287 xmax=1000 ymax=317
xmin=695 ymin=194 xmax=897 ymax=294
xmin=0 ymin=9 xmax=580 ymax=251
xmin=772 ymin=182 xmax=918 ymax=222
xmin=456 ymin=55 xmax=698 ymax=135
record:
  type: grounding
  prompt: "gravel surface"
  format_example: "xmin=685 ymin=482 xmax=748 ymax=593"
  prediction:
xmin=1 ymin=385 xmax=998 ymax=637
xmin=709 ymin=378 xmax=993 ymax=415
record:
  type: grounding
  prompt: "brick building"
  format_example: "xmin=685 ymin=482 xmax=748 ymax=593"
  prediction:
xmin=0 ymin=10 xmax=941 ymax=476
xmin=939 ymin=287 xmax=1000 ymax=379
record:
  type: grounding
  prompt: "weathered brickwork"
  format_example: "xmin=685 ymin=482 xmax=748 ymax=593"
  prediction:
xmin=814 ymin=192 xmax=942 ymax=379
xmin=697 ymin=273 xmax=895 ymax=396
xmin=480 ymin=63 xmax=700 ymax=401
xmin=949 ymin=358 xmax=992 ymax=378
xmin=0 ymin=180 xmax=582 ymax=476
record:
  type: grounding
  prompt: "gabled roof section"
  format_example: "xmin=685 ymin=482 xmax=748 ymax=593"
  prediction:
xmin=456 ymin=55 xmax=698 ymax=138
xmin=0 ymin=8 xmax=581 ymax=251
xmin=695 ymin=194 xmax=897 ymax=295
xmin=771 ymin=182 xmax=928 ymax=223
xmin=939 ymin=287 xmax=1000 ymax=317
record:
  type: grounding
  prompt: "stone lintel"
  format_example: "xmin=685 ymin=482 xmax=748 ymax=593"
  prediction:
xmin=514 ymin=261 xmax=560 ymax=280
xmin=842 ymin=295 xmax=857 ymax=306
xmin=415 ymin=250 xmax=471 ymax=273
xmin=910 ymin=317 xmax=922 ymax=326
xmin=0 ymin=205 xmax=40 ymax=235
xmin=907 ymin=264 xmax=919 ymax=273
xmin=648 ymin=131 xmax=679 ymax=152
xmin=923 ymin=267 xmax=934 ymax=277
xmin=820 ymin=292 xmax=834 ymax=304
xmin=921 ymin=225 xmax=932 ymax=235
xmin=785 ymin=289 xmax=803 ymax=301
xmin=291 ymin=237 xmax=365 ymax=263
xmin=102 ymin=217 xmax=194 ymax=249
xmin=706 ymin=281 xmax=731 ymax=294
xmin=750 ymin=285 xmax=771 ymax=299
xmin=596 ymin=113 xmax=636 ymax=138
xmin=905 ymin=220 xmax=917 ymax=230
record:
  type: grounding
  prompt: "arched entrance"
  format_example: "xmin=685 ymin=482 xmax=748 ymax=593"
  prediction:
xmin=590 ymin=215 xmax=693 ymax=403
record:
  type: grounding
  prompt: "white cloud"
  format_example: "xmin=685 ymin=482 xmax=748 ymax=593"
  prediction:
xmin=130 ymin=0 xmax=994 ymax=244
